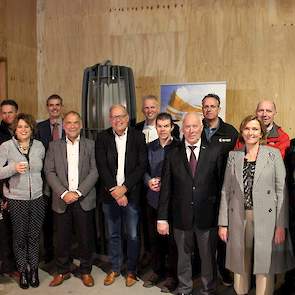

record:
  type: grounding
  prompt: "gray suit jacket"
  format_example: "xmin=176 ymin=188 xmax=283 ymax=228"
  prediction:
xmin=44 ymin=136 xmax=98 ymax=213
xmin=218 ymin=145 xmax=294 ymax=274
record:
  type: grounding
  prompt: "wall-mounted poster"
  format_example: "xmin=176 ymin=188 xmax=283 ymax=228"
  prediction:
xmin=160 ymin=81 xmax=227 ymax=122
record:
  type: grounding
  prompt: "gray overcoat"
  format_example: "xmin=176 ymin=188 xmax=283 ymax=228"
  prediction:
xmin=218 ymin=145 xmax=295 ymax=274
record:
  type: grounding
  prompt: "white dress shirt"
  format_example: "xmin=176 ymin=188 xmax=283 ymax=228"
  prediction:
xmin=60 ymin=136 xmax=82 ymax=199
xmin=142 ymin=123 xmax=158 ymax=143
xmin=114 ymin=128 xmax=128 ymax=186
xmin=185 ymin=139 xmax=201 ymax=162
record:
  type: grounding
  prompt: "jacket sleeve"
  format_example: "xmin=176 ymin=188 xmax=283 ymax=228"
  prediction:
xmin=95 ymin=133 xmax=117 ymax=191
xmin=77 ymin=140 xmax=99 ymax=196
xmin=218 ymin=152 xmax=234 ymax=226
xmin=0 ymin=142 xmax=18 ymax=180
xmin=273 ymin=148 xmax=288 ymax=228
xmin=277 ymin=129 xmax=290 ymax=159
xmin=123 ymin=133 xmax=147 ymax=191
xmin=157 ymin=154 xmax=172 ymax=221
xmin=44 ymin=142 xmax=68 ymax=197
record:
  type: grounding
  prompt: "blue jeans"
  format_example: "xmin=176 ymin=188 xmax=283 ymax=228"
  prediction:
xmin=103 ymin=201 xmax=140 ymax=273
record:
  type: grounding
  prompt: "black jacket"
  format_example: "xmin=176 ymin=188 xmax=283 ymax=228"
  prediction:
xmin=158 ymin=141 xmax=225 ymax=230
xmin=0 ymin=121 xmax=13 ymax=145
xmin=95 ymin=127 xmax=147 ymax=205
xmin=201 ymin=117 xmax=238 ymax=155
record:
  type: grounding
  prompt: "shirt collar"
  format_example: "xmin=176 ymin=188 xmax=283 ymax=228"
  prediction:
xmin=185 ymin=138 xmax=201 ymax=149
xmin=50 ymin=117 xmax=63 ymax=126
xmin=66 ymin=135 xmax=80 ymax=144
xmin=113 ymin=127 xmax=128 ymax=137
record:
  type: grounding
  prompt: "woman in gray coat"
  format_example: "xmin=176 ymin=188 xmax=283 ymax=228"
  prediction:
xmin=0 ymin=113 xmax=46 ymax=289
xmin=218 ymin=115 xmax=294 ymax=295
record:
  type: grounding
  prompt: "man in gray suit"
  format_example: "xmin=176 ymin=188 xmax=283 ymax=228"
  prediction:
xmin=44 ymin=111 xmax=98 ymax=287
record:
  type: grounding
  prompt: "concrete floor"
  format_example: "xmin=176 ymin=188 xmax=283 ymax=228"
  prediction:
xmin=0 ymin=262 xmax=291 ymax=295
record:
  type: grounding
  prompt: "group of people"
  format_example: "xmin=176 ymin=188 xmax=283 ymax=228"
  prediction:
xmin=0 ymin=93 xmax=294 ymax=295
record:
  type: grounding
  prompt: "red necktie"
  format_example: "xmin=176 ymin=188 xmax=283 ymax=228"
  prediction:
xmin=52 ymin=123 xmax=59 ymax=141
xmin=188 ymin=146 xmax=197 ymax=176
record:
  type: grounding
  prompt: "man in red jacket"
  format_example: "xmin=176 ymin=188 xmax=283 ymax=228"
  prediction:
xmin=236 ymin=100 xmax=290 ymax=158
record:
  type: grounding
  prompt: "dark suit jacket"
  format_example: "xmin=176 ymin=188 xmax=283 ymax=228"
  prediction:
xmin=95 ymin=127 xmax=147 ymax=205
xmin=35 ymin=119 xmax=65 ymax=151
xmin=158 ymin=140 xmax=225 ymax=230
xmin=135 ymin=120 xmax=180 ymax=140
xmin=44 ymin=136 xmax=99 ymax=213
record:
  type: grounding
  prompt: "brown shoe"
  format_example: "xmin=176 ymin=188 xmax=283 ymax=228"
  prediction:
xmin=49 ymin=273 xmax=71 ymax=287
xmin=81 ymin=274 xmax=94 ymax=287
xmin=104 ymin=271 xmax=120 ymax=286
xmin=126 ymin=273 xmax=138 ymax=287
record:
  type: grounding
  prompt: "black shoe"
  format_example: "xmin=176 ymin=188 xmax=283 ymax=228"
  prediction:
xmin=220 ymin=269 xmax=233 ymax=287
xmin=143 ymin=273 xmax=161 ymax=288
xmin=161 ymin=277 xmax=177 ymax=293
xmin=29 ymin=268 xmax=39 ymax=288
xmin=19 ymin=271 xmax=29 ymax=289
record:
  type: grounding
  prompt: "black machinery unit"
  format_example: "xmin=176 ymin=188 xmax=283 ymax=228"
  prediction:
xmin=81 ymin=60 xmax=136 ymax=139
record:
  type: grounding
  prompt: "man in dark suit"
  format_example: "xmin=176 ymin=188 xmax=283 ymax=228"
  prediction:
xmin=158 ymin=112 xmax=224 ymax=295
xmin=44 ymin=111 xmax=98 ymax=287
xmin=35 ymin=94 xmax=64 ymax=263
xmin=36 ymin=94 xmax=64 ymax=150
xmin=95 ymin=104 xmax=147 ymax=287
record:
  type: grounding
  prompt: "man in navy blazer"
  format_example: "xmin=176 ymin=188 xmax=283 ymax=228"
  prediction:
xmin=157 ymin=112 xmax=225 ymax=295
xmin=35 ymin=94 xmax=64 ymax=264
xmin=95 ymin=104 xmax=147 ymax=287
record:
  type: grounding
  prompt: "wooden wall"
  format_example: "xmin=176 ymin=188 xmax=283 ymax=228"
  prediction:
xmin=0 ymin=0 xmax=37 ymax=114
xmin=21 ymin=0 xmax=295 ymax=137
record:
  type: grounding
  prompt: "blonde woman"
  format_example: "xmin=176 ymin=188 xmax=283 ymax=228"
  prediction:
xmin=218 ymin=115 xmax=294 ymax=295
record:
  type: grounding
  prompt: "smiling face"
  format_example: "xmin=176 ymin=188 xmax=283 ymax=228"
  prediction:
xmin=142 ymin=98 xmax=160 ymax=122
xmin=241 ymin=119 xmax=262 ymax=146
xmin=63 ymin=113 xmax=82 ymax=141
xmin=109 ymin=105 xmax=129 ymax=135
xmin=182 ymin=113 xmax=203 ymax=145
xmin=256 ymin=100 xmax=276 ymax=127
xmin=15 ymin=119 xmax=32 ymax=142
xmin=47 ymin=98 xmax=62 ymax=120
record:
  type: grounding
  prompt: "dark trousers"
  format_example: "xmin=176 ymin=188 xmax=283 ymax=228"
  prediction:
xmin=8 ymin=196 xmax=46 ymax=272
xmin=217 ymin=237 xmax=227 ymax=275
xmin=54 ymin=202 xmax=93 ymax=275
xmin=174 ymin=226 xmax=217 ymax=295
xmin=42 ymin=195 xmax=54 ymax=261
xmin=103 ymin=201 xmax=140 ymax=274
xmin=146 ymin=204 xmax=177 ymax=278
xmin=0 ymin=209 xmax=16 ymax=273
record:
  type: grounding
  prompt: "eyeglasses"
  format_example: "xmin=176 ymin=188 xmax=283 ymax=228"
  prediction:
xmin=202 ymin=105 xmax=219 ymax=110
xmin=110 ymin=114 xmax=127 ymax=121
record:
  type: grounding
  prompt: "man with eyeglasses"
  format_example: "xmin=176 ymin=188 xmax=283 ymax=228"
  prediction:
xmin=201 ymin=94 xmax=238 ymax=287
xmin=201 ymin=94 xmax=238 ymax=155
xmin=95 ymin=104 xmax=147 ymax=287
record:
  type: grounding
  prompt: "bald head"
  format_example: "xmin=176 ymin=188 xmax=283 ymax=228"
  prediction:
xmin=256 ymin=100 xmax=277 ymax=127
xmin=182 ymin=112 xmax=203 ymax=145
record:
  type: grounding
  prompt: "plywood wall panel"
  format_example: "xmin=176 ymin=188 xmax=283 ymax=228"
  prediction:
xmin=36 ymin=0 xmax=295 ymax=136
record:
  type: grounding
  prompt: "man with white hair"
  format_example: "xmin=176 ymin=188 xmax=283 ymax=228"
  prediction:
xmin=157 ymin=112 xmax=225 ymax=295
